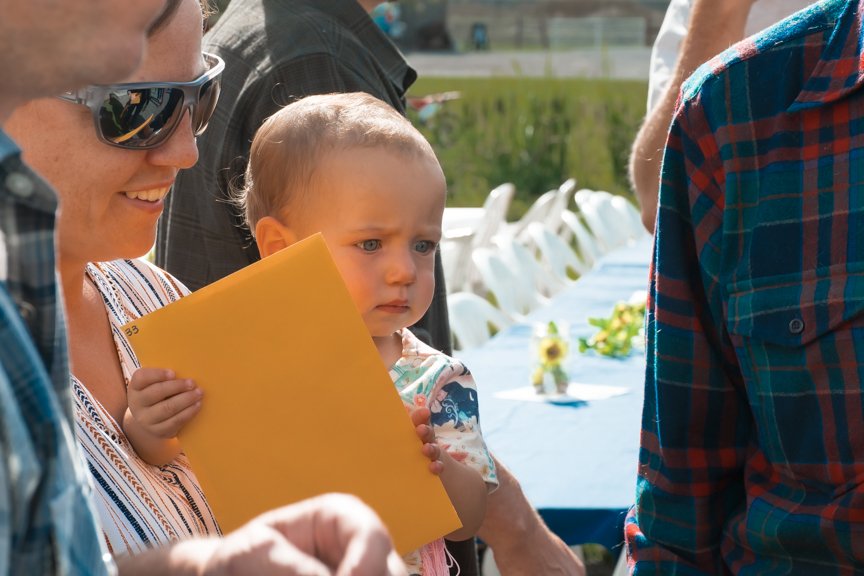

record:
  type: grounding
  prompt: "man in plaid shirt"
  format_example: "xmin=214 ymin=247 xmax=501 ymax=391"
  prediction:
xmin=626 ymin=0 xmax=864 ymax=573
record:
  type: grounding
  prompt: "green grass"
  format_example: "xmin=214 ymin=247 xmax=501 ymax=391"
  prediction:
xmin=407 ymin=77 xmax=647 ymax=219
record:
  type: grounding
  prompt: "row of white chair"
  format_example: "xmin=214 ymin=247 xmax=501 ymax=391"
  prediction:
xmin=442 ymin=181 xmax=649 ymax=350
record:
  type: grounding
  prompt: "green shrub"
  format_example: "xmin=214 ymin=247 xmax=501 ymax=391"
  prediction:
xmin=407 ymin=77 xmax=647 ymax=219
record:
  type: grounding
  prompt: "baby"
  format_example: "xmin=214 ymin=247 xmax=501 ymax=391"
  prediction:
xmin=240 ymin=92 xmax=498 ymax=575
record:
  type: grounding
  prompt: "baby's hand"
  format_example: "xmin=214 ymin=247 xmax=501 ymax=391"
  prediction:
xmin=127 ymin=368 xmax=203 ymax=439
xmin=408 ymin=406 xmax=444 ymax=475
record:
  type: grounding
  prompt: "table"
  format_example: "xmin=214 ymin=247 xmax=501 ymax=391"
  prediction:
xmin=456 ymin=236 xmax=653 ymax=551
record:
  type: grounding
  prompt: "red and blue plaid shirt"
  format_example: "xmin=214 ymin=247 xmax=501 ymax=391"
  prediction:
xmin=626 ymin=0 xmax=864 ymax=573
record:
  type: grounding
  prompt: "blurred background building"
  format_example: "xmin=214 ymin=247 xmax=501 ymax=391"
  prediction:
xmin=207 ymin=1 xmax=672 ymax=53
xmin=387 ymin=0 xmax=671 ymax=52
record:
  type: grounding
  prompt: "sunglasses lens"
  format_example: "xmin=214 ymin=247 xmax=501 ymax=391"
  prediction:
xmin=192 ymin=76 xmax=221 ymax=135
xmin=98 ymin=87 xmax=184 ymax=148
xmin=88 ymin=53 xmax=223 ymax=150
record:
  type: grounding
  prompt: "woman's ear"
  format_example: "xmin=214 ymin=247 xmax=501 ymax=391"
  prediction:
xmin=255 ymin=216 xmax=298 ymax=258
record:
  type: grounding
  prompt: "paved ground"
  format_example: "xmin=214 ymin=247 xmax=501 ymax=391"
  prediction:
xmin=404 ymin=47 xmax=652 ymax=79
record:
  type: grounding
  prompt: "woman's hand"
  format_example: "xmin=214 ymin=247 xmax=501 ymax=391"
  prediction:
xmin=408 ymin=406 xmax=444 ymax=475
xmin=127 ymin=367 xmax=203 ymax=438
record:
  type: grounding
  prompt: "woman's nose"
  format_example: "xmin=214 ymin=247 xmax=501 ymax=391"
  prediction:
xmin=147 ymin=109 xmax=199 ymax=169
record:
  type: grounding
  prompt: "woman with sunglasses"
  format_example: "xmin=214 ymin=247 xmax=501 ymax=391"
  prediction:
xmin=5 ymin=0 xmax=224 ymax=556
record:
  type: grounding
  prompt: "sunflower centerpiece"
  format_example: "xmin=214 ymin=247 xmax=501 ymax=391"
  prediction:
xmin=531 ymin=321 xmax=570 ymax=395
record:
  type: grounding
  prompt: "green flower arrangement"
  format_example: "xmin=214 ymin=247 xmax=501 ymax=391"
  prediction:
xmin=577 ymin=300 xmax=646 ymax=358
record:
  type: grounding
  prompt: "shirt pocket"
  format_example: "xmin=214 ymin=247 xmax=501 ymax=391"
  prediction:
xmin=725 ymin=264 xmax=864 ymax=492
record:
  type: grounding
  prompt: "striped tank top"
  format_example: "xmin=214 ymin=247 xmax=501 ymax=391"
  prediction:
xmin=73 ymin=258 xmax=220 ymax=554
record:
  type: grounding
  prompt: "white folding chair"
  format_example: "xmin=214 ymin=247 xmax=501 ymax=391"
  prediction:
xmin=439 ymin=230 xmax=474 ymax=294
xmin=548 ymin=177 xmax=577 ymax=234
xmin=440 ymin=183 xmax=516 ymax=294
xmin=503 ymin=177 xmax=576 ymax=283
xmin=471 ymin=246 xmax=545 ymax=321
xmin=505 ymin=189 xmax=557 ymax=240
xmin=473 ymin=182 xmax=516 ymax=249
xmin=446 ymin=292 xmax=513 ymax=350
xmin=493 ymin=235 xmax=562 ymax=298
xmin=561 ymin=209 xmax=602 ymax=268
xmin=509 ymin=177 xmax=577 ymax=241
xmin=574 ymin=188 xmax=629 ymax=252
xmin=609 ymin=195 xmax=650 ymax=241
xmin=524 ymin=222 xmax=590 ymax=285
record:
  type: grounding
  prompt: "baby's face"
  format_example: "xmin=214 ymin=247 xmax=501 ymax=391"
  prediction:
xmin=295 ymin=146 xmax=446 ymax=341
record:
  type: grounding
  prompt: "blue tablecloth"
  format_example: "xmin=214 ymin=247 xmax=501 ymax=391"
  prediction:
xmin=457 ymin=236 xmax=653 ymax=551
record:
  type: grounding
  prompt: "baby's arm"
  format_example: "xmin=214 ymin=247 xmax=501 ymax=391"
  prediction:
xmin=409 ymin=407 xmax=488 ymax=541
xmin=123 ymin=367 xmax=203 ymax=466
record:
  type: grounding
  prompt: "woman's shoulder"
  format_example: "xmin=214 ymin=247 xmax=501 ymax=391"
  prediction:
xmin=90 ymin=258 xmax=192 ymax=304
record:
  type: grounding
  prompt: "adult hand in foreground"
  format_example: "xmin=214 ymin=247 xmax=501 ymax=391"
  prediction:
xmin=117 ymin=493 xmax=408 ymax=576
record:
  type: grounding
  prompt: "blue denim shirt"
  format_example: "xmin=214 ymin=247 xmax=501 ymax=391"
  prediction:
xmin=0 ymin=129 xmax=111 ymax=574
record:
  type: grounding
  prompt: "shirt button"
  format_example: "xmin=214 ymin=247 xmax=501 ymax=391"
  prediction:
xmin=17 ymin=301 xmax=35 ymax=323
xmin=788 ymin=318 xmax=805 ymax=334
xmin=5 ymin=172 xmax=34 ymax=198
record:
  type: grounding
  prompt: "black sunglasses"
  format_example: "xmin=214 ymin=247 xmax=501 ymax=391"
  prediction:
xmin=58 ymin=52 xmax=224 ymax=150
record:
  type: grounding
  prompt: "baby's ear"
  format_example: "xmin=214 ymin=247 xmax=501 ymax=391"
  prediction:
xmin=255 ymin=216 xmax=297 ymax=257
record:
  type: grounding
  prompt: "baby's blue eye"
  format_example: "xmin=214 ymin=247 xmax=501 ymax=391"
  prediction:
xmin=357 ymin=239 xmax=381 ymax=252
xmin=414 ymin=240 xmax=437 ymax=254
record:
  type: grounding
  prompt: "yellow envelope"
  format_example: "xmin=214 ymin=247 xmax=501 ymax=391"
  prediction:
xmin=122 ymin=233 xmax=460 ymax=554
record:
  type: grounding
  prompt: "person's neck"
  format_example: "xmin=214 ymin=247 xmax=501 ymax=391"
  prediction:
xmin=373 ymin=331 xmax=403 ymax=368
xmin=58 ymin=256 xmax=91 ymax=314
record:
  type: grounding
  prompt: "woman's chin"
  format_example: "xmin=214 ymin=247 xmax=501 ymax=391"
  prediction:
xmin=107 ymin=235 xmax=158 ymax=263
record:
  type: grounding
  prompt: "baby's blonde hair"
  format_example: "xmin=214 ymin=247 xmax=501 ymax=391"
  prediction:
xmin=238 ymin=92 xmax=439 ymax=232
